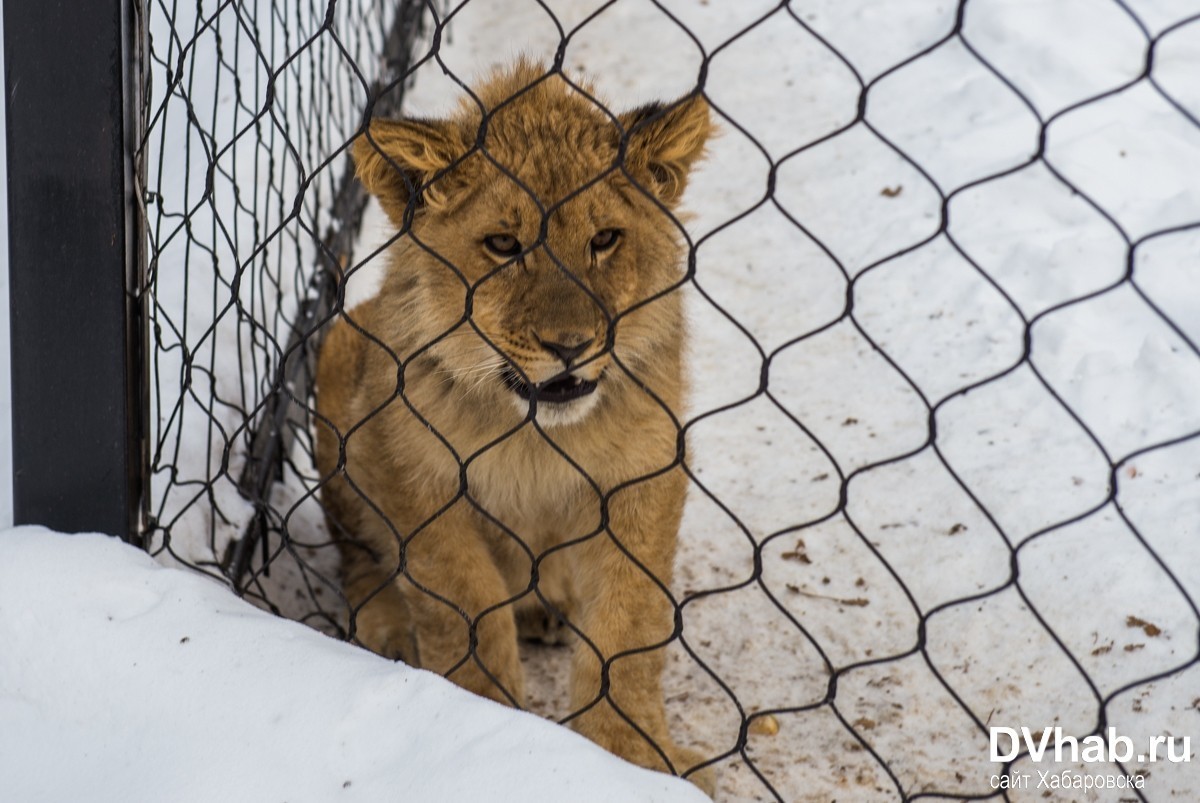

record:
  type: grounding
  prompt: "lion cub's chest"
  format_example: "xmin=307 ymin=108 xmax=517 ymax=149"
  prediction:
xmin=464 ymin=429 xmax=601 ymax=551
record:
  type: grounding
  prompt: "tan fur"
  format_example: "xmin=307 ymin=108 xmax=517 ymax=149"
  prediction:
xmin=315 ymin=60 xmax=714 ymax=793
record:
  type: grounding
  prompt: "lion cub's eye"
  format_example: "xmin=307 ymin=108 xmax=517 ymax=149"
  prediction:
xmin=590 ymin=229 xmax=621 ymax=254
xmin=483 ymin=234 xmax=522 ymax=257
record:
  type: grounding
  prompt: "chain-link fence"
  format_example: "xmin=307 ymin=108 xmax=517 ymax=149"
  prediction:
xmin=139 ymin=1 xmax=1200 ymax=800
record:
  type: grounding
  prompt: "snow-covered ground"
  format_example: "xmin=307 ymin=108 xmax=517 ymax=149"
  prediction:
xmin=3 ymin=0 xmax=1198 ymax=801
xmin=0 ymin=527 xmax=707 ymax=803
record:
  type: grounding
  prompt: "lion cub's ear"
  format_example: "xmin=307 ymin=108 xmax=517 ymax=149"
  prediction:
xmin=352 ymin=117 xmax=466 ymax=224
xmin=618 ymin=94 xmax=712 ymax=206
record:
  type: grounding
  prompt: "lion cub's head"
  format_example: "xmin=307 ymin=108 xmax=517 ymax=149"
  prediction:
xmin=352 ymin=61 xmax=711 ymax=427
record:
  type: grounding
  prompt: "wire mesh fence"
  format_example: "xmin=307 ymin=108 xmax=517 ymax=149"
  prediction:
xmin=140 ymin=0 xmax=412 ymax=601
xmin=140 ymin=0 xmax=1200 ymax=800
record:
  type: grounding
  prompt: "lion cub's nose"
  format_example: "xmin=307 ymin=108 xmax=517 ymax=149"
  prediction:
xmin=538 ymin=337 xmax=593 ymax=367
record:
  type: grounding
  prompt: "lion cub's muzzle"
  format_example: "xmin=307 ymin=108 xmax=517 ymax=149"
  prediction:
xmin=500 ymin=333 xmax=608 ymax=408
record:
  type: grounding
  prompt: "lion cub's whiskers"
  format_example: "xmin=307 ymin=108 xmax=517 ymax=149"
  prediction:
xmin=435 ymin=356 xmax=508 ymax=400
xmin=464 ymin=364 xmax=505 ymax=399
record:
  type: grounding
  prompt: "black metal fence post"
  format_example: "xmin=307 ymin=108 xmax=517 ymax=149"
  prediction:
xmin=3 ymin=0 xmax=146 ymax=543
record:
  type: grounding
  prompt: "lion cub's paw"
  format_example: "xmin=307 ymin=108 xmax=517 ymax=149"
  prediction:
xmin=348 ymin=608 xmax=415 ymax=664
xmin=669 ymin=745 xmax=717 ymax=799
xmin=604 ymin=735 xmax=715 ymax=798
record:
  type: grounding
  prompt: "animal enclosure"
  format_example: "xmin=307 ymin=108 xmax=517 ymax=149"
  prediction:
xmin=24 ymin=0 xmax=1200 ymax=801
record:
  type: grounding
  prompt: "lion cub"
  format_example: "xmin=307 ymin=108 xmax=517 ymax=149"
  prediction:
xmin=315 ymin=61 xmax=713 ymax=793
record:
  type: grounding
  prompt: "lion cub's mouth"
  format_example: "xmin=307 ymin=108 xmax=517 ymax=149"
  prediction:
xmin=501 ymin=367 xmax=599 ymax=404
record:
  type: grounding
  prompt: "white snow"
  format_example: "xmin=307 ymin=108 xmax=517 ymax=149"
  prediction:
xmin=2 ymin=0 xmax=1199 ymax=801
xmin=0 ymin=526 xmax=708 ymax=803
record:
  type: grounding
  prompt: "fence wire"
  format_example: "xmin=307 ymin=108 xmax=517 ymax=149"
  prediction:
xmin=141 ymin=0 xmax=1200 ymax=800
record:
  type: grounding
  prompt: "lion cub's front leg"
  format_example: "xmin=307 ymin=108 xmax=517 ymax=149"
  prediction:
xmin=385 ymin=501 xmax=526 ymax=707
xmin=569 ymin=469 xmax=714 ymax=796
